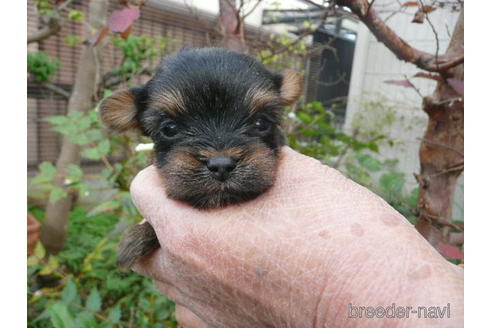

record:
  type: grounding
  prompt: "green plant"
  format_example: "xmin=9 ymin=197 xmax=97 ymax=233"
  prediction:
xmin=35 ymin=0 xmax=54 ymax=16
xmin=28 ymin=207 xmax=177 ymax=328
xmin=111 ymin=35 xmax=166 ymax=79
xmin=27 ymin=52 xmax=61 ymax=82
xmin=286 ymin=101 xmax=383 ymax=165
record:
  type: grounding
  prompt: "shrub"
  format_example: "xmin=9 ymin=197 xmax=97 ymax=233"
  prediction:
xmin=27 ymin=52 xmax=60 ymax=82
xmin=28 ymin=207 xmax=178 ymax=328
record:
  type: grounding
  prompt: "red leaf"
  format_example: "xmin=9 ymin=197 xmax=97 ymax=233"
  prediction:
xmin=402 ymin=1 xmax=419 ymax=6
xmin=90 ymin=26 xmax=110 ymax=47
xmin=422 ymin=5 xmax=437 ymax=13
xmin=120 ymin=25 xmax=133 ymax=39
xmin=436 ymin=242 xmax=464 ymax=260
xmin=414 ymin=72 xmax=443 ymax=82
xmin=107 ymin=7 xmax=140 ymax=33
xmin=384 ymin=80 xmax=414 ymax=88
xmin=447 ymin=78 xmax=464 ymax=97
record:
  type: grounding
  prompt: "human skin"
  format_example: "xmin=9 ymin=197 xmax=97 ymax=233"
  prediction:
xmin=131 ymin=147 xmax=464 ymax=328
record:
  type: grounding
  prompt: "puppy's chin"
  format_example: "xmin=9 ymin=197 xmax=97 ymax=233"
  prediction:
xmin=156 ymin=144 xmax=279 ymax=209
xmin=167 ymin=181 xmax=274 ymax=209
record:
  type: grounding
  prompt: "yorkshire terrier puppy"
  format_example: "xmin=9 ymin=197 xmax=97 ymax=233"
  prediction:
xmin=100 ymin=48 xmax=303 ymax=269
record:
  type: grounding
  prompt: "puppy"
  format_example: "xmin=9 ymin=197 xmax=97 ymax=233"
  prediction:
xmin=100 ymin=48 xmax=303 ymax=269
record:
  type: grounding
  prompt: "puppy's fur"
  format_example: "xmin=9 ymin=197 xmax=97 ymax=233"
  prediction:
xmin=100 ymin=48 xmax=303 ymax=268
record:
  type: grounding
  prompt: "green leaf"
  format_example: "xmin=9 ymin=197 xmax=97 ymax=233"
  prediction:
xmin=67 ymin=164 xmax=83 ymax=182
xmin=69 ymin=133 xmax=91 ymax=145
xmin=77 ymin=116 xmax=92 ymax=132
xmin=27 ymin=51 xmax=60 ymax=82
xmin=75 ymin=312 xmax=96 ymax=327
xmin=86 ymin=129 xmax=104 ymax=142
xmin=34 ymin=241 xmax=46 ymax=259
xmin=49 ymin=186 xmax=68 ymax=203
xmin=68 ymin=10 xmax=84 ymax=21
xmin=49 ymin=303 xmax=76 ymax=328
xmin=81 ymin=147 xmax=101 ymax=160
xmin=61 ymin=277 xmax=78 ymax=305
xmin=108 ymin=306 xmax=121 ymax=323
xmin=407 ymin=187 xmax=420 ymax=207
xmin=367 ymin=143 xmax=379 ymax=153
xmin=297 ymin=112 xmax=312 ymax=124
xmin=52 ymin=124 xmax=78 ymax=135
xmin=103 ymin=89 xmax=113 ymax=98
xmin=74 ymin=182 xmax=90 ymax=196
xmin=45 ymin=115 xmax=69 ymax=125
xmin=379 ymin=172 xmax=405 ymax=197
xmin=64 ymin=35 xmax=82 ymax=46
xmin=27 ymin=255 xmax=40 ymax=266
xmin=39 ymin=255 xmax=60 ymax=275
xmin=31 ymin=162 xmax=57 ymax=185
xmin=356 ymin=154 xmax=382 ymax=172
xmin=86 ymin=288 xmax=102 ymax=312
xmin=97 ymin=139 xmax=111 ymax=156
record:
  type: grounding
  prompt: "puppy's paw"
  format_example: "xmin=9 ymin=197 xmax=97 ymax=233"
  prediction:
xmin=118 ymin=221 xmax=160 ymax=269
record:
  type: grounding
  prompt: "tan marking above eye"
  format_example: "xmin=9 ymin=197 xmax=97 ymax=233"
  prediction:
xmin=199 ymin=147 xmax=245 ymax=160
xmin=150 ymin=89 xmax=186 ymax=115
xmin=245 ymin=85 xmax=279 ymax=113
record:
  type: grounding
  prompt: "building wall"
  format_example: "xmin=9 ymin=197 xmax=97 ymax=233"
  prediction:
xmin=344 ymin=4 xmax=463 ymax=220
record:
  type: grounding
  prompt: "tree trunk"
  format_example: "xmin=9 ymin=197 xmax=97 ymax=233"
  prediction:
xmin=219 ymin=0 xmax=248 ymax=53
xmin=41 ymin=0 xmax=109 ymax=254
xmin=415 ymin=10 xmax=464 ymax=246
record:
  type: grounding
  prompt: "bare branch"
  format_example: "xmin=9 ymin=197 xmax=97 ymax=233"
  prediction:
xmin=27 ymin=0 xmax=76 ymax=44
xmin=219 ymin=0 xmax=248 ymax=52
xmin=419 ymin=0 xmax=440 ymax=71
xmin=36 ymin=82 xmax=71 ymax=99
xmin=101 ymin=66 xmax=155 ymax=90
xmin=404 ymin=74 xmax=424 ymax=98
xmin=28 ymin=18 xmax=61 ymax=44
xmin=437 ymin=55 xmax=463 ymax=70
xmin=260 ymin=4 xmax=334 ymax=61
xmin=240 ymin=0 xmax=263 ymax=22
xmin=335 ymin=0 xmax=461 ymax=73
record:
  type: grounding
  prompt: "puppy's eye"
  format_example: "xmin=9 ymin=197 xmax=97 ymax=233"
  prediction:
xmin=254 ymin=117 xmax=270 ymax=132
xmin=160 ymin=121 xmax=179 ymax=138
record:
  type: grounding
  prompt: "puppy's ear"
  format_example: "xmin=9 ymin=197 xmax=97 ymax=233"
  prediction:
xmin=99 ymin=88 xmax=143 ymax=133
xmin=279 ymin=69 xmax=303 ymax=105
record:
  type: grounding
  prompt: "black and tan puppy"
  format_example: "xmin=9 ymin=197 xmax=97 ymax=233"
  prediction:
xmin=100 ymin=48 xmax=303 ymax=269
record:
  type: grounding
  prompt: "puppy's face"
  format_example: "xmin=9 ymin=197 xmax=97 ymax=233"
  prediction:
xmin=100 ymin=48 xmax=302 ymax=208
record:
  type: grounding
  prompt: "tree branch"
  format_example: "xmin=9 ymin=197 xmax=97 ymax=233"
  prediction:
xmin=28 ymin=18 xmax=61 ymax=44
xmin=27 ymin=0 xmax=76 ymax=44
xmin=36 ymin=82 xmax=71 ymax=99
xmin=335 ymin=0 xmax=462 ymax=73
xmin=240 ymin=0 xmax=263 ymax=22
xmin=100 ymin=66 xmax=155 ymax=90
xmin=260 ymin=4 xmax=333 ymax=62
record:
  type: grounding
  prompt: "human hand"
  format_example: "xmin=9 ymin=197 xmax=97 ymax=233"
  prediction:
xmin=130 ymin=146 xmax=463 ymax=328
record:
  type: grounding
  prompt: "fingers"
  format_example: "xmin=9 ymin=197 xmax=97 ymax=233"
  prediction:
xmin=131 ymin=246 xmax=173 ymax=283
xmin=175 ymin=305 xmax=208 ymax=328
xmin=129 ymin=165 xmax=169 ymax=226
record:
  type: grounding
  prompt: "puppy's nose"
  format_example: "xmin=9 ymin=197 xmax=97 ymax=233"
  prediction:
xmin=206 ymin=156 xmax=237 ymax=181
